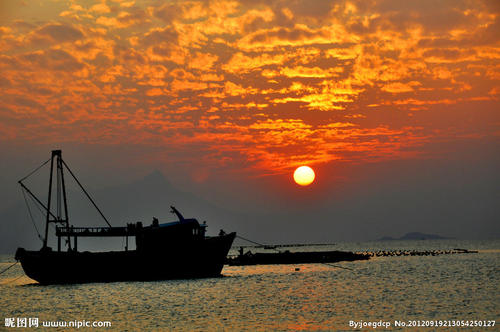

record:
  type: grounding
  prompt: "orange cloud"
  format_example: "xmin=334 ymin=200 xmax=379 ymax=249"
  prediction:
xmin=223 ymin=52 xmax=287 ymax=73
xmin=0 ymin=0 xmax=498 ymax=175
xmin=189 ymin=52 xmax=219 ymax=71
xmin=381 ymin=82 xmax=415 ymax=93
xmin=237 ymin=23 xmax=357 ymax=50
xmin=280 ymin=66 xmax=343 ymax=78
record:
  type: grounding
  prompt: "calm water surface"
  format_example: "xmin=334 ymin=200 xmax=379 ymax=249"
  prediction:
xmin=1 ymin=239 xmax=499 ymax=331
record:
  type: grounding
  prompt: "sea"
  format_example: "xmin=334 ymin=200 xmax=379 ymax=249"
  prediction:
xmin=1 ymin=239 xmax=499 ymax=331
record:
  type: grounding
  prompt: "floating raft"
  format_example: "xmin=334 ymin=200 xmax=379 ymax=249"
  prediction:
xmin=226 ymin=248 xmax=478 ymax=266
xmin=226 ymin=250 xmax=370 ymax=266
xmin=358 ymin=248 xmax=479 ymax=257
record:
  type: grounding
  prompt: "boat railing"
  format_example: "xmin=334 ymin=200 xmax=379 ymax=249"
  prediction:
xmin=55 ymin=226 xmax=134 ymax=237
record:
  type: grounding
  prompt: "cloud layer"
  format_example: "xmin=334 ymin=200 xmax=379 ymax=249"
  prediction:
xmin=1 ymin=0 xmax=499 ymax=176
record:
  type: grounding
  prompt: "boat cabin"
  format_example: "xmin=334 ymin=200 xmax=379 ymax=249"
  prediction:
xmin=55 ymin=206 xmax=207 ymax=252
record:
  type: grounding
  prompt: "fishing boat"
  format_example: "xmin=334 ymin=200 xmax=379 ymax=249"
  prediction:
xmin=15 ymin=150 xmax=236 ymax=284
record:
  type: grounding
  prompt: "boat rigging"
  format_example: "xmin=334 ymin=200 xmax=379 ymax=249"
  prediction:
xmin=15 ymin=150 xmax=236 ymax=284
xmin=18 ymin=150 xmax=112 ymax=251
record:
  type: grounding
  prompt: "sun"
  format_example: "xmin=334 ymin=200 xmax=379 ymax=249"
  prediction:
xmin=293 ymin=166 xmax=315 ymax=186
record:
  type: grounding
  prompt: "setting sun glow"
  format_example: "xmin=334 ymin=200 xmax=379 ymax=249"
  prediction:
xmin=293 ymin=166 xmax=315 ymax=186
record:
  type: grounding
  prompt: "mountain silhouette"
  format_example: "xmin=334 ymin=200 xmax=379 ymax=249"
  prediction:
xmin=377 ymin=232 xmax=450 ymax=241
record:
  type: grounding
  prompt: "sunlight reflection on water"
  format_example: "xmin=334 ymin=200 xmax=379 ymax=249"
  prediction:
xmin=1 ymin=240 xmax=499 ymax=331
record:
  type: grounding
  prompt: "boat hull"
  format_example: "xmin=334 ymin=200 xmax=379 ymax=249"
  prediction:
xmin=15 ymin=232 xmax=236 ymax=284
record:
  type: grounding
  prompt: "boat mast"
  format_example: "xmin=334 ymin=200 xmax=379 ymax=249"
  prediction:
xmin=20 ymin=149 xmax=113 ymax=251
xmin=58 ymin=151 xmax=71 ymax=249
xmin=43 ymin=152 xmax=54 ymax=249
xmin=43 ymin=150 xmax=71 ymax=250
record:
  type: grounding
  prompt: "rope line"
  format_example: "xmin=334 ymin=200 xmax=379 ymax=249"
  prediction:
xmin=0 ymin=262 xmax=18 ymax=275
xmin=30 ymin=192 xmax=45 ymax=217
xmin=62 ymin=159 xmax=112 ymax=228
xmin=1 ymin=274 xmax=24 ymax=285
xmin=24 ymin=187 xmax=57 ymax=234
xmin=29 ymin=186 xmax=59 ymax=231
xmin=235 ymin=234 xmax=354 ymax=271
xmin=321 ymin=262 xmax=354 ymax=271
xmin=236 ymin=234 xmax=269 ymax=247
xmin=18 ymin=158 xmax=51 ymax=183
xmin=21 ymin=188 xmax=43 ymax=242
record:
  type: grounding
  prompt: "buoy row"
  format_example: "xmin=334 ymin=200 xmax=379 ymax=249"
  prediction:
xmin=354 ymin=248 xmax=478 ymax=257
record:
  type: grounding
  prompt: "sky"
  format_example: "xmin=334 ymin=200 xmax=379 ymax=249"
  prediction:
xmin=0 ymin=0 xmax=499 ymax=246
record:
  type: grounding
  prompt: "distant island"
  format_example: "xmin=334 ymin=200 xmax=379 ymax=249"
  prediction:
xmin=377 ymin=232 xmax=451 ymax=241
